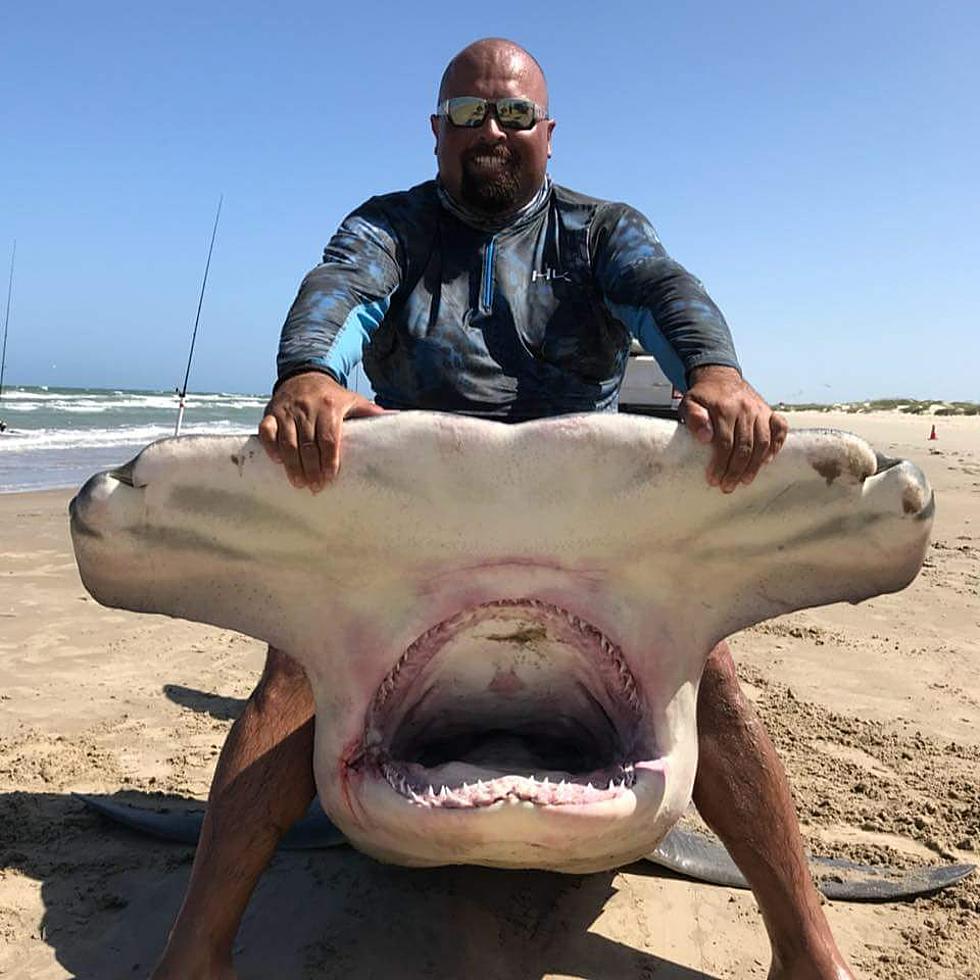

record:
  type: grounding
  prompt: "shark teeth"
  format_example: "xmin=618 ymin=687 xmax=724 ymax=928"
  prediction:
xmin=369 ymin=599 xmax=647 ymax=811
xmin=380 ymin=763 xmax=637 ymax=809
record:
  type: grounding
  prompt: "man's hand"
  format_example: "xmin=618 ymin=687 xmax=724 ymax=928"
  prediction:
xmin=679 ymin=365 xmax=788 ymax=493
xmin=258 ymin=371 xmax=387 ymax=491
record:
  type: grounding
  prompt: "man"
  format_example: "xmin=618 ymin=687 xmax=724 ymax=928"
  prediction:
xmin=155 ymin=39 xmax=854 ymax=980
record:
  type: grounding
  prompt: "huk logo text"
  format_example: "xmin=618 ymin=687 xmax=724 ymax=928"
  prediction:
xmin=532 ymin=268 xmax=571 ymax=283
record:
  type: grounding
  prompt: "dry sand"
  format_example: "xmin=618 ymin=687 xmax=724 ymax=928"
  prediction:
xmin=0 ymin=410 xmax=977 ymax=979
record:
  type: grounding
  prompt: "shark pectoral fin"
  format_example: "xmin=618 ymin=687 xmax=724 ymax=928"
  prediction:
xmin=645 ymin=826 xmax=975 ymax=902
xmin=74 ymin=793 xmax=347 ymax=850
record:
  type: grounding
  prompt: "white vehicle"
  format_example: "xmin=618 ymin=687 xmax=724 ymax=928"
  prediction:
xmin=619 ymin=340 xmax=682 ymax=418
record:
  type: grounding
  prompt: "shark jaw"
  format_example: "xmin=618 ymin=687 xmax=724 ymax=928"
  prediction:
xmin=350 ymin=599 xmax=665 ymax=818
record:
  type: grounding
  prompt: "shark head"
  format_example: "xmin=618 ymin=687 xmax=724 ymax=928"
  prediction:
xmin=70 ymin=413 xmax=933 ymax=872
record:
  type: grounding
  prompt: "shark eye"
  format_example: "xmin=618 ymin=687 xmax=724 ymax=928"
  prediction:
xmin=110 ymin=459 xmax=137 ymax=487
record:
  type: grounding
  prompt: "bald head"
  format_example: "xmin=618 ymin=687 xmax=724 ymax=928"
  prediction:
xmin=438 ymin=38 xmax=548 ymax=109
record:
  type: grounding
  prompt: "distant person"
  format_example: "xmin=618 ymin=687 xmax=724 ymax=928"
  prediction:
xmin=155 ymin=38 xmax=853 ymax=980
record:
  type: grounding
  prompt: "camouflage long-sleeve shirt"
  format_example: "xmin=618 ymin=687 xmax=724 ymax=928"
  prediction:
xmin=278 ymin=179 xmax=740 ymax=420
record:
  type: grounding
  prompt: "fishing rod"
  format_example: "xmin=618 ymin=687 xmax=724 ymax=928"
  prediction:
xmin=175 ymin=196 xmax=222 ymax=436
xmin=0 ymin=240 xmax=15 ymax=434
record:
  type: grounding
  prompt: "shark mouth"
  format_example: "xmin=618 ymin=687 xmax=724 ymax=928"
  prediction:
xmin=359 ymin=599 xmax=650 ymax=809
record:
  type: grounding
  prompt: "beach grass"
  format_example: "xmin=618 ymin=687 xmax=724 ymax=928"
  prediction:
xmin=775 ymin=398 xmax=979 ymax=416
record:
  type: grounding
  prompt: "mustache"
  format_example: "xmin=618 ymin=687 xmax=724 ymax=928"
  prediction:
xmin=463 ymin=144 xmax=518 ymax=166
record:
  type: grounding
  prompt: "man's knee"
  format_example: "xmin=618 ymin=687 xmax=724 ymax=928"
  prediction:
xmin=251 ymin=645 xmax=315 ymax=718
xmin=698 ymin=640 xmax=751 ymax=729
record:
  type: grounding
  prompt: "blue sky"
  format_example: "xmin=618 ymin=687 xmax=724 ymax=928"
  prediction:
xmin=2 ymin=1 xmax=977 ymax=403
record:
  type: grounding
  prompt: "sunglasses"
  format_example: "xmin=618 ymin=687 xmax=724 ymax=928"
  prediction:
xmin=436 ymin=96 xmax=548 ymax=131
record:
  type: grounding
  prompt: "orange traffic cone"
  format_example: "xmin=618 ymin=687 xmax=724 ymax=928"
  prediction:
xmin=929 ymin=424 xmax=938 ymax=441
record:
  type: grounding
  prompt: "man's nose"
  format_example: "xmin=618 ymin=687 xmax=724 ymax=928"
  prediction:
xmin=478 ymin=109 xmax=508 ymax=140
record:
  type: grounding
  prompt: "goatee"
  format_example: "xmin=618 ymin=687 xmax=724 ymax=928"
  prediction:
xmin=459 ymin=147 xmax=522 ymax=215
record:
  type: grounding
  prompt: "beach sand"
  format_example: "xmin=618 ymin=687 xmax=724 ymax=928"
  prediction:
xmin=1 ymin=411 xmax=977 ymax=979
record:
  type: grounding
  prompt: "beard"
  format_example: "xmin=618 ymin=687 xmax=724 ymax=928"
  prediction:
xmin=458 ymin=145 xmax=523 ymax=214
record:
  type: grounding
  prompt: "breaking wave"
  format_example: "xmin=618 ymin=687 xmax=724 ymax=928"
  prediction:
xmin=0 ymin=420 xmax=252 ymax=453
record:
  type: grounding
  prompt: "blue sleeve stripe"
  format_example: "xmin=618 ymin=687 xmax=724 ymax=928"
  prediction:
xmin=605 ymin=301 xmax=688 ymax=392
xmin=318 ymin=295 xmax=392 ymax=386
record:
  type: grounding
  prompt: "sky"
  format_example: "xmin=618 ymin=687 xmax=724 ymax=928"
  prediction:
xmin=1 ymin=0 xmax=977 ymax=403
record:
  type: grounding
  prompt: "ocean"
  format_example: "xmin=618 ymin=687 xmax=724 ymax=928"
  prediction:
xmin=0 ymin=386 xmax=267 ymax=493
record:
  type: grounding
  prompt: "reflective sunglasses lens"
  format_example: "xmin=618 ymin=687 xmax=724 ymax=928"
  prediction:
xmin=496 ymin=99 xmax=536 ymax=129
xmin=447 ymin=97 xmax=487 ymax=127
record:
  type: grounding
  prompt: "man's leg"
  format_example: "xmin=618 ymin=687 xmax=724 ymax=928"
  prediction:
xmin=153 ymin=647 xmax=317 ymax=979
xmin=693 ymin=641 xmax=855 ymax=980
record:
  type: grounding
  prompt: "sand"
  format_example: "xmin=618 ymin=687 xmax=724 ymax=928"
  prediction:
xmin=0 ymin=410 xmax=977 ymax=979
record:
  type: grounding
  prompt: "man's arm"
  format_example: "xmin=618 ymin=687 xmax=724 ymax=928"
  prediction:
xmin=260 ymin=204 xmax=402 ymax=490
xmin=593 ymin=204 xmax=787 ymax=492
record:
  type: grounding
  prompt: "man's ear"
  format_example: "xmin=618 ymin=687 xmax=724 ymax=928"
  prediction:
xmin=546 ymin=119 xmax=556 ymax=159
xmin=430 ymin=114 xmax=440 ymax=154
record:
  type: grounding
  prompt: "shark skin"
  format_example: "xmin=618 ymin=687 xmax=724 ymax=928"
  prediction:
xmin=70 ymin=412 xmax=933 ymax=874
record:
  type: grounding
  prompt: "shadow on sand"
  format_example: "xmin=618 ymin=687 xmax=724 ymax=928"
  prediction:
xmin=163 ymin=683 xmax=246 ymax=722
xmin=0 ymin=788 xmax=721 ymax=979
